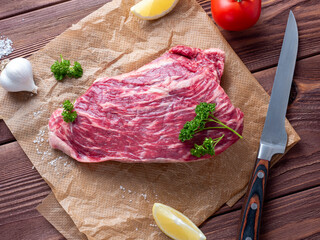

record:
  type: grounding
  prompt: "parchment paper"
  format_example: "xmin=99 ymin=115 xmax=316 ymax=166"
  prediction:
xmin=37 ymin=193 xmax=88 ymax=240
xmin=0 ymin=0 xmax=300 ymax=239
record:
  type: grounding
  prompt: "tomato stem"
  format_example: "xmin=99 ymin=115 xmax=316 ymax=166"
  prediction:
xmin=236 ymin=0 xmax=242 ymax=2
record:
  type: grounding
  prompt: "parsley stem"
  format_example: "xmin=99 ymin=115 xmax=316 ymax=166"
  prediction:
xmin=207 ymin=114 xmax=243 ymax=139
xmin=195 ymin=126 xmax=226 ymax=133
xmin=212 ymin=134 xmax=224 ymax=147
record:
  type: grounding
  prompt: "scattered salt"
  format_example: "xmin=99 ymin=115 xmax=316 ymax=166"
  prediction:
xmin=0 ymin=34 xmax=13 ymax=59
xmin=49 ymin=158 xmax=57 ymax=166
xmin=32 ymin=166 xmax=35 ymax=169
xmin=141 ymin=193 xmax=147 ymax=200
xmin=34 ymin=130 xmax=45 ymax=144
xmin=36 ymin=148 xmax=43 ymax=155
xmin=33 ymin=130 xmax=47 ymax=156
xmin=149 ymin=223 xmax=157 ymax=227
xmin=129 ymin=200 xmax=132 ymax=203
xmin=33 ymin=106 xmax=44 ymax=118
xmin=128 ymin=190 xmax=132 ymax=194
xmin=41 ymin=150 xmax=52 ymax=160
xmin=33 ymin=110 xmax=42 ymax=117
xmin=49 ymin=156 xmax=63 ymax=167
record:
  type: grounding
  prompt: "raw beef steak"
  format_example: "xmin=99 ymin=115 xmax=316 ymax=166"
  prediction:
xmin=49 ymin=45 xmax=244 ymax=163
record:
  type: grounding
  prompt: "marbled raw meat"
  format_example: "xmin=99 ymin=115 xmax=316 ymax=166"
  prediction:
xmin=49 ymin=45 xmax=244 ymax=163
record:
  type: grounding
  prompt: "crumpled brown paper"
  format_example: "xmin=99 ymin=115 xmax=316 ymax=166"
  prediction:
xmin=0 ymin=0 xmax=300 ymax=239
xmin=37 ymin=193 xmax=88 ymax=240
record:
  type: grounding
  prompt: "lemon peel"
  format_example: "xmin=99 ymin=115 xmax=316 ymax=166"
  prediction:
xmin=152 ymin=203 xmax=206 ymax=240
xmin=130 ymin=0 xmax=179 ymax=20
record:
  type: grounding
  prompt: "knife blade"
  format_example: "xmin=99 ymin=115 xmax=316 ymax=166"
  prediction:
xmin=238 ymin=11 xmax=298 ymax=240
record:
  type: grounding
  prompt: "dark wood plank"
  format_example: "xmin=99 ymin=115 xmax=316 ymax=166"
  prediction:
xmin=209 ymin=54 xmax=320 ymax=216
xmin=201 ymin=185 xmax=320 ymax=239
xmin=0 ymin=0 xmax=319 ymax=239
xmin=0 ymin=47 xmax=319 ymax=240
xmin=255 ymin=54 xmax=320 ymax=200
xmin=0 ymin=215 xmax=64 ymax=240
xmin=0 ymin=0 xmax=319 ymax=73
xmin=204 ymin=0 xmax=320 ymax=71
xmin=0 ymin=0 xmax=69 ymax=20
xmin=0 ymin=120 xmax=15 ymax=145
xmin=0 ymin=0 xmax=111 ymax=60
xmin=0 ymin=142 xmax=51 ymax=226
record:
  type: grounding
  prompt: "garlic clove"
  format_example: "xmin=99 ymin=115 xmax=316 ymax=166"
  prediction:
xmin=0 ymin=57 xmax=39 ymax=93
xmin=32 ymin=85 xmax=38 ymax=94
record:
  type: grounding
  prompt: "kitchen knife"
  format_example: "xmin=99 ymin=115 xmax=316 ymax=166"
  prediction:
xmin=238 ymin=11 xmax=298 ymax=240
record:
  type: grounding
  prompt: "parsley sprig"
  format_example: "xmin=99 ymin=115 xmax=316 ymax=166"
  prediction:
xmin=190 ymin=135 xmax=224 ymax=157
xmin=51 ymin=55 xmax=83 ymax=81
xmin=61 ymin=100 xmax=77 ymax=123
xmin=179 ymin=102 xmax=242 ymax=157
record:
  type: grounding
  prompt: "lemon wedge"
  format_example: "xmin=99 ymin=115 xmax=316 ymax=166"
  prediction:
xmin=130 ymin=0 xmax=179 ymax=20
xmin=152 ymin=203 xmax=206 ymax=240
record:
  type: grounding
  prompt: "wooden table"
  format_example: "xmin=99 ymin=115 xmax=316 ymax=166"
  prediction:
xmin=0 ymin=0 xmax=319 ymax=239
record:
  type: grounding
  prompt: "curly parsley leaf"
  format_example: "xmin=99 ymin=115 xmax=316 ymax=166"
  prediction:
xmin=67 ymin=61 xmax=83 ymax=78
xmin=62 ymin=100 xmax=77 ymax=123
xmin=190 ymin=136 xmax=224 ymax=158
xmin=51 ymin=55 xmax=70 ymax=81
xmin=51 ymin=55 xmax=83 ymax=81
xmin=62 ymin=99 xmax=74 ymax=112
xmin=179 ymin=103 xmax=217 ymax=142
xmin=179 ymin=102 xmax=242 ymax=157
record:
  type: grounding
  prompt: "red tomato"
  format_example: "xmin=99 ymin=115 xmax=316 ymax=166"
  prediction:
xmin=211 ymin=0 xmax=261 ymax=31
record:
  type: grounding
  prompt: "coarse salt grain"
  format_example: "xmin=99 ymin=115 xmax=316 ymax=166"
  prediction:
xmin=141 ymin=193 xmax=147 ymax=200
xmin=49 ymin=156 xmax=63 ymax=166
xmin=33 ymin=129 xmax=46 ymax=150
xmin=33 ymin=110 xmax=42 ymax=117
xmin=0 ymin=35 xmax=13 ymax=59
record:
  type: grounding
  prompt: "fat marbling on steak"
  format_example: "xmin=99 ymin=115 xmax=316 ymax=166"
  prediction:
xmin=48 ymin=45 xmax=244 ymax=163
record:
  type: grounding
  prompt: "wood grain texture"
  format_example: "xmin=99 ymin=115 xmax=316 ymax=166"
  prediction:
xmin=0 ymin=0 xmax=112 ymax=60
xmin=238 ymin=159 xmax=269 ymax=240
xmin=0 ymin=142 xmax=51 ymax=226
xmin=0 ymin=0 xmax=320 ymax=239
xmin=208 ymin=54 xmax=320 ymax=218
xmin=0 ymin=216 xmax=64 ymax=240
xmin=0 ymin=120 xmax=15 ymax=144
xmin=212 ymin=0 xmax=320 ymax=71
xmin=0 ymin=54 xmax=319 ymax=238
xmin=201 ymin=185 xmax=320 ymax=240
xmin=255 ymin=54 xmax=320 ymax=200
xmin=0 ymin=0 xmax=69 ymax=20
xmin=0 ymin=0 xmax=319 ymax=72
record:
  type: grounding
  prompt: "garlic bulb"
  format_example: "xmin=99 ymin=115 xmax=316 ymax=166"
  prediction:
xmin=0 ymin=57 xmax=38 ymax=93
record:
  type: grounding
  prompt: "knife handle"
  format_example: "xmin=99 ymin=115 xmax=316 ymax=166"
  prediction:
xmin=238 ymin=158 xmax=270 ymax=240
